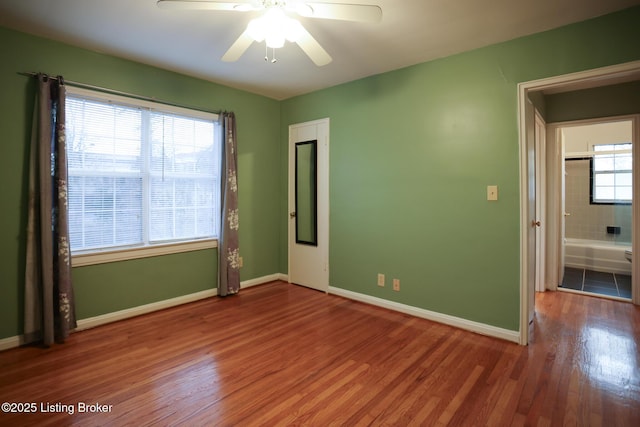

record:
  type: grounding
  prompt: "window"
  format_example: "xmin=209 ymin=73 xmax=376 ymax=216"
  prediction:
xmin=65 ymin=87 xmax=220 ymax=262
xmin=590 ymin=143 xmax=632 ymax=204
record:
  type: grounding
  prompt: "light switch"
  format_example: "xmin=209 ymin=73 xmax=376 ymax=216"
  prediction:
xmin=487 ymin=185 xmax=498 ymax=201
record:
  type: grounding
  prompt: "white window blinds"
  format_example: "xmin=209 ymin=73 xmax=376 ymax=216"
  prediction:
xmin=65 ymin=89 xmax=220 ymax=254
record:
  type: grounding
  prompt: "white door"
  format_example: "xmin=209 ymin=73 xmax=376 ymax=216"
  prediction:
xmin=544 ymin=124 xmax=565 ymax=291
xmin=534 ymin=111 xmax=546 ymax=293
xmin=559 ymin=129 xmax=567 ymax=288
xmin=525 ymin=100 xmax=537 ymax=324
xmin=288 ymin=119 xmax=329 ymax=292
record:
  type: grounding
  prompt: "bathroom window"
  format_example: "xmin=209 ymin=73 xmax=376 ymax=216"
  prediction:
xmin=590 ymin=143 xmax=632 ymax=205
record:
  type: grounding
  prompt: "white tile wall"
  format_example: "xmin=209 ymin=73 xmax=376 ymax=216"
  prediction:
xmin=564 ymin=159 xmax=632 ymax=242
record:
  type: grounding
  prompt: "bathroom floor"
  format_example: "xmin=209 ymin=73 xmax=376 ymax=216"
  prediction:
xmin=561 ymin=267 xmax=632 ymax=299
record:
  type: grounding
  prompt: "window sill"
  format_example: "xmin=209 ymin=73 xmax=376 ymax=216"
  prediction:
xmin=72 ymin=239 xmax=218 ymax=267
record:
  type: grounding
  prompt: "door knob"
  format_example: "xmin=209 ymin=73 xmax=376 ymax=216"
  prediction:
xmin=531 ymin=220 xmax=541 ymax=227
xmin=289 ymin=212 xmax=296 ymax=218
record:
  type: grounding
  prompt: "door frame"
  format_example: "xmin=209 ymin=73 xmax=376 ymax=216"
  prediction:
xmin=534 ymin=110 xmax=547 ymax=293
xmin=518 ymin=60 xmax=640 ymax=345
xmin=524 ymin=97 xmax=537 ymax=327
xmin=287 ymin=118 xmax=330 ymax=292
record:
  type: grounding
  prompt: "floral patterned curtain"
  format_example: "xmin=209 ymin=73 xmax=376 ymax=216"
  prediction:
xmin=24 ymin=74 xmax=76 ymax=346
xmin=218 ymin=112 xmax=240 ymax=296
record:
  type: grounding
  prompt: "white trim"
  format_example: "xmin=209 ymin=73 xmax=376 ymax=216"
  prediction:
xmin=0 ymin=335 xmax=24 ymax=352
xmin=518 ymin=60 xmax=640 ymax=345
xmin=544 ymin=125 xmax=562 ymax=292
xmin=328 ymin=287 xmax=520 ymax=344
xmin=76 ymin=273 xmax=285 ymax=330
xmin=72 ymin=239 xmax=218 ymax=267
xmin=0 ymin=273 xmax=287 ymax=352
xmin=518 ymin=90 xmax=532 ymax=345
xmin=535 ymin=110 xmax=547 ymax=293
xmin=3 ymin=289 xmax=218 ymax=350
xmin=564 ymin=149 xmax=632 ymax=158
xmin=240 ymin=273 xmax=288 ymax=288
xmin=632 ymin=114 xmax=640 ymax=305
xmin=517 ymin=61 xmax=640 ymax=96
xmin=76 ymin=288 xmax=218 ymax=331
xmin=67 ymin=86 xmax=219 ymax=121
xmin=548 ymin=115 xmax=638 ymax=129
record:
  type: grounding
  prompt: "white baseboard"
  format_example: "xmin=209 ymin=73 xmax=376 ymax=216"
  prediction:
xmin=0 ymin=335 xmax=24 ymax=352
xmin=241 ymin=273 xmax=288 ymax=288
xmin=328 ymin=286 xmax=520 ymax=344
xmin=78 ymin=273 xmax=286 ymax=331
xmin=0 ymin=273 xmax=288 ymax=352
xmin=76 ymin=288 xmax=218 ymax=331
xmin=1 ymin=288 xmax=219 ymax=350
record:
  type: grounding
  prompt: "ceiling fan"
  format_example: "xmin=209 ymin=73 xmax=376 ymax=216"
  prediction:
xmin=157 ymin=0 xmax=382 ymax=66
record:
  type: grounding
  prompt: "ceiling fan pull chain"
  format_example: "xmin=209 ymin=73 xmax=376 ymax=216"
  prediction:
xmin=263 ymin=43 xmax=278 ymax=64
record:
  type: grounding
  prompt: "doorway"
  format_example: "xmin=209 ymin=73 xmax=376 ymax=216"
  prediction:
xmin=288 ymin=118 xmax=330 ymax=292
xmin=518 ymin=61 xmax=640 ymax=345
xmin=558 ymin=118 xmax=634 ymax=300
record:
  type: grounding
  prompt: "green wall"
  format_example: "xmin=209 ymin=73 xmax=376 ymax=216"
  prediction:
xmin=0 ymin=27 xmax=281 ymax=340
xmin=545 ymin=80 xmax=640 ymax=123
xmin=2 ymin=6 xmax=640 ymax=342
xmin=280 ymin=6 xmax=640 ymax=331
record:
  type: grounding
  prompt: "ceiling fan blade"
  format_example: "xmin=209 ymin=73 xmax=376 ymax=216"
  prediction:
xmin=156 ymin=0 xmax=255 ymax=11
xmin=295 ymin=26 xmax=332 ymax=66
xmin=297 ymin=2 xmax=382 ymax=23
xmin=222 ymin=29 xmax=255 ymax=62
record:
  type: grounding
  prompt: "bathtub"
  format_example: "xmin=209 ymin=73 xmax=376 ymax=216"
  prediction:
xmin=564 ymin=238 xmax=632 ymax=275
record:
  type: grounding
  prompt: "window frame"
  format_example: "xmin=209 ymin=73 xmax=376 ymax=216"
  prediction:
xmin=66 ymin=86 xmax=219 ymax=267
xmin=589 ymin=143 xmax=633 ymax=206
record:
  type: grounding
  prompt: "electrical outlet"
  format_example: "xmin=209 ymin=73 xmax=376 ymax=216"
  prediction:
xmin=377 ymin=273 xmax=385 ymax=287
xmin=393 ymin=279 xmax=400 ymax=291
xmin=239 ymin=257 xmax=243 ymax=268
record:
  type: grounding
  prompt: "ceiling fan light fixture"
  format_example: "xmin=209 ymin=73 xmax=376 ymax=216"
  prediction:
xmin=246 ymin=17 xmax=266 ymax=42
xmin=265 ymin=34 xmax=285 ymax=48
xmin=159 ymin=0 xmax=381 ymax=66
xmin=246 ymin=7 xmax=303 ymax=48
xmin=233 ymin=4 xmax=254 ymax=11
xmin=285 ymin=19 xmax=304 ymax=42
xmin=294 ymin=3 xmax=313 ymax=17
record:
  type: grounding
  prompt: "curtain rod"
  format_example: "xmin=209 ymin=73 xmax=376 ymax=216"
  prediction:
xmin=18 ymin=71 xmax=223 ymax=116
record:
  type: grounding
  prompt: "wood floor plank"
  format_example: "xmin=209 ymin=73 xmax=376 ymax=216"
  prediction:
xmin=436 ymin=364 xmax=484 ymax=426
xmin=1 ymin=282 xmax=639 ymax=426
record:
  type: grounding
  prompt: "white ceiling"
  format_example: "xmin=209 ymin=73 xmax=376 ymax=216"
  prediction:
xmin=1 ymin=0 xmax=639 ymax=100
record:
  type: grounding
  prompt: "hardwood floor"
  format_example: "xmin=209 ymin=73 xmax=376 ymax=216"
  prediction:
xmin=1 ymin=281 xmax=639 ymax=426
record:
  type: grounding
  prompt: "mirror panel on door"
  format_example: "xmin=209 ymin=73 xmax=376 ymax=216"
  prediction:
xmin=295 ymin=140 xmax=317 ymax=246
